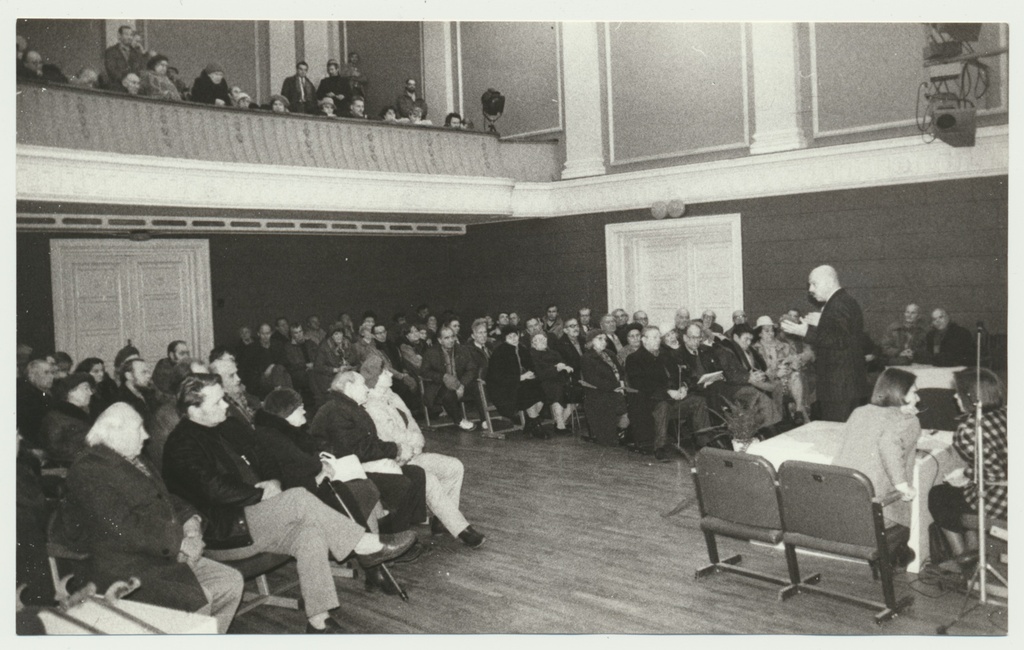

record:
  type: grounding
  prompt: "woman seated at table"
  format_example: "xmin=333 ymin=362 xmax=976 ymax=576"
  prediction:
xmin=832 ymin=368 xmax=921 ymax=536
xmin=927 ymin=368 xmax=1007 ymax=571
xmin=487 ymin=325 xmax=546 ymax=438
xmin=529 ymin=332 xmax=575 ymax=433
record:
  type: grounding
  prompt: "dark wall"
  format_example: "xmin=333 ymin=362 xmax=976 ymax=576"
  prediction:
xmin=17 ymin=232 xmax=459 ymax=355
xmin=346 ymin=21 xmax=423 ymax=120
xmin=455 ymin=176 xmax=1009 ymax=340
xmin=16 ymin=18 xmax=106 ymax=79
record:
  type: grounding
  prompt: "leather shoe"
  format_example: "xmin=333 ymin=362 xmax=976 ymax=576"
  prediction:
xmin=389 ymin=540 xmax=425 ymax=564
xmin=356 ymin=530 xmax=417 ymax=568
xmin=430 ymin=516 xmax=446 ymax=536
xmin=306 ymin=617 xmax=347 ymax=634
xmin=458 ymin=526 xmax=486 ymax=549
xmin=363 ymin=565 xmax=401 ymax=595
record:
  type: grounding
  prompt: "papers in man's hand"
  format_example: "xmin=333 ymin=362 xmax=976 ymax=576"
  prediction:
xmin=698 ymin=371 xmax=724 ymax=386
xmin=318 ymin=452 xmax=367 ymax=482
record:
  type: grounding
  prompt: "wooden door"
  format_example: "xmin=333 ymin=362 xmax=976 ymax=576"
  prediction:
xmin=51 ymin=239 xmax=213 ymax=372
xmin=606 ymin=215 xmax=743 ymax=331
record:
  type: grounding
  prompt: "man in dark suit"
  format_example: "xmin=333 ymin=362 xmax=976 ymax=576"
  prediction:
xmin=280 ymin=61 xmax=318 ymax=115
xmin=626 ymin=326 xmax=711 ymax=461
xmin=103 ymin=25 xmax=147 ymax=90
xmin=420 ymin=327 xmax=479 ymax=431
xmin=782 ymin=265 xmax=867 ymax=422
xmin=923 ymin=308 xmax=975 ymax=367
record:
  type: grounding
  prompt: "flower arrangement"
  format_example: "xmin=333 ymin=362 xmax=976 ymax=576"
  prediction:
xmin=717 ymin=396 xmax=764 ymax=452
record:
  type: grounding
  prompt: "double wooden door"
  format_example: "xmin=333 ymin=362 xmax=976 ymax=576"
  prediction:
xmin=50 ymin=239 xmax=214 ymax=373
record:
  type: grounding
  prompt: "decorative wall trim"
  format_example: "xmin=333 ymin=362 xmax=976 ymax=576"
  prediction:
xmin=17 ymin=145 xmax=516 ymax=217
xmin=20 ymin=213 xmax=466 ymax=237
xmin=606 ymin=22 xmax=750 ymax=166
xmin=517 ymin=124 xmax=1009 ymax=218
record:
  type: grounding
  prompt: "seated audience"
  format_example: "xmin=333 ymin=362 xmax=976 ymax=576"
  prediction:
xmin=580 ymin=330 xmax=629 ymax=446
xmin=753 ymin=315 xmax=809 ymax=423
xmin=379 ymin=106 xmax=398 ymax=122
xmin=631 ymin=311 xmax=649 ymax=328
xmin=928 ymin=368 xmax=1007 ymax=571
xmin=118 ymin=358 xmax=157 ymax=421
xmin=166 ymin=66 xmax=190 ymax=99
xmin=69 ymin=66 xmax=100 ymax=89
xmin=488 ymin=325 xmax=547 ymax=438
xmin=75 ymin=357 xmax=119 ymax=416
xmin=924 ymin=308 xmax=975 ymax=367
xmin=40 ymin=373 xmax=94 ymax=465
xmin=701 ymin=310 xmax=724 ymax=335
xmin=529 ymin=332 xmax=575 ymax=432
xmin=18 ymin=359 xmax=55 ymax=453
xmin=310 ymin=371 xmax=428 ymax=536
xmin=240 ymin=323 xmax=290 ymax=398
xmin=672 ymin=308 xmax=692 ymax=342
xmin=120 ymin=72 xmax=141 ymax=95
xmin=397 ymin=105 xmax=431 ymax=126
xmin=833 ymin=368 xmax=922 ymax=534
xmin=312 ymin=324 xmax=352 ymax=408
xmin=305 ymin=314 xmax=327 ymax=346
xmin=346 ymin=98 xmax=367 ymax=119
xmin=338 ymin=52 xmax=368 ymax=102
xmin=600 ymin=313 xmax=625 ymax=354
xmin=281 ymin=61 xmax=317 ymax=115
xmin=616 ymin=323 xmax=643 ymax=366
xmin=317 ymin=97 xmax=338 ymax=118
xmin=625 ymin=326 xmax=711 ymax=461
xmin=880 ymin=303 xmax=928 ymax=366
xmin=191 ymin=63 xmax=231 ymax=106
xmin=577 ymin=308 xmax=594 ymax=337
xmin=420 ymin=327 xmax=479 ymax=431
xmin=63 ymin=403 xmax=244 ymax=634
xmin=139 ymin=54 xmax=182 ymax=101
xmin=284 ymin=322 xmax=318 ymax=408
xmin=52 ymin=351 xmax=73 ymax=379
xmin=715 ymin=324 xmax=784 ymax=430
xmin=144 ymin=358 xmax=203 ymax=469
xmin=234 ymin=92 xmax=254 ymax=109
xmin=154 ymin=340 xmax=191 ymax=395
xmin=612 ymin=308 xmax=630 ymax=345
xmin=18 ymin=48 xmax=67 ymax=83
xmin=542 ymin=304 xmax=564 ymax=339
xmin=163 ymin=374 xmax=416 ymax=633
xmin=778 ymin=314 xmax=816 ymax=420
xmin=724 ymin=310 xmax=747 ymax=339
xmin=395 ymin=77 xmax=428 ymax=119
xmin=361 ymin=362 xmax=486 ymax=548
xmin=465 ymin=319 xmax=492 ymax=385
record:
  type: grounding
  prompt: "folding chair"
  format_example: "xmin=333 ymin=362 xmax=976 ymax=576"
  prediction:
xmin=777 ymin=460 xmax=914 ymax=624
xmin=691 ymin=448 xmax=810 ymax=588
xmin=46 ymin=510 xmax=88 ymax=601
xmin=220 ymin=553 xmax=301 ymax=615
xmin=417 ymin=376 xmax=469 ymax=429
xmin=475 ymin=379 xmax=521 ymax=439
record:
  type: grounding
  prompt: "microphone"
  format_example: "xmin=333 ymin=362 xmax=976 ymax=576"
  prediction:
xmin=976 ymin=320 xmax=986 ymax=333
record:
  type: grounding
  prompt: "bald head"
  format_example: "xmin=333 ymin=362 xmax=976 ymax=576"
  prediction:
xmin=674 ymin=308 xmax=691 ymax=329
xmin=808 ymin=265 xmax=840 ymax=302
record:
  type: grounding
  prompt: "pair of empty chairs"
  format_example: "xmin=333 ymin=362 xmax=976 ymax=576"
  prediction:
xmin=691 ymin=447 xmax=914 ymax=624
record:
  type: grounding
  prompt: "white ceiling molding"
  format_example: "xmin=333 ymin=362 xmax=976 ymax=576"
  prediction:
xmin=17 ymin=124 xmax=1007 ymax=229
xmin=16 ymin=145 xmax=516 ymax=217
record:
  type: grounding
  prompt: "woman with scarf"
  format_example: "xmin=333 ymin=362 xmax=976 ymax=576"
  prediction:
xmin=580 ymin=330 xmax=629 ymax=446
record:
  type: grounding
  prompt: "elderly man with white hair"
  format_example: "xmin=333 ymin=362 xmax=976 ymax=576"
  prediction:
xmin=359 ymin=356 xmax=485 ymax=548
xmin=781 ymin=265 xmax=867 ymax=422
xmin=63 ymin=403 xmax=244 ymax=633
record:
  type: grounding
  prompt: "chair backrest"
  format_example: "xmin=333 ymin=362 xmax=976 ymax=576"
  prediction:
xmin=693 ymin=448 xmax=782 ymax=530
xmin=778 ymin=460 xmax=877 ymax=548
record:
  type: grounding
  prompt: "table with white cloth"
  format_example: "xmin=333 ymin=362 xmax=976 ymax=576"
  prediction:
xmin=37 ymin=597 xmax=217 ymax=634
xmin=749 ymin=420 xmax=966 ymax=574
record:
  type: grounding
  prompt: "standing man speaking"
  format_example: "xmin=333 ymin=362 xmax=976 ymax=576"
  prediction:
xmin=781 ymin=265 xmax=867 ymax=422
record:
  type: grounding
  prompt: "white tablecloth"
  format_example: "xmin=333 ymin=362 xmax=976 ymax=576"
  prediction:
xmin=749 ymin=421 xmax=965 ymax=573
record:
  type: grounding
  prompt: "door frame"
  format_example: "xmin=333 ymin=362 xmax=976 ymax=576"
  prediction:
xmin=605 ymin=214 xmax=744 ymax=321
xmin=50 ymin=238 xmax=214 ymax=371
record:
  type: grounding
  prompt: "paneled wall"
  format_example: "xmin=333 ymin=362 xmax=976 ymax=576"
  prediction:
xmin=16 ymin=19 xmax=106 ymax=79
xmin=346 ymin=21 xmax=423 ymax=120
xmin=455 ymin=176 xmax=1008 ymax=339
xmin=459 ymin=22 xmax=561 ymax=137
xmin=17 ymin=233 xmax=460 ymax=354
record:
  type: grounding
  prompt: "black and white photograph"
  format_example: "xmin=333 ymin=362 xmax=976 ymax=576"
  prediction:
xmin=10 ymin=0 xmax=1012 ymax=638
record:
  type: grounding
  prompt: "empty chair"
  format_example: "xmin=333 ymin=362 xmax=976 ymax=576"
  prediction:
xmin=691 ymin=447 xmax=811 ymax=588
xmin=777 ymin=460 xmax=914 ymax=624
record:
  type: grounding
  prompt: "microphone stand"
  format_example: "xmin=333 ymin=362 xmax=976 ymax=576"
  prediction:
xmin=973 ymin=325 xmax=987 ymax=603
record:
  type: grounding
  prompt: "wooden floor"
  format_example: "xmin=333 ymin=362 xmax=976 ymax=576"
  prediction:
xmin=229 ymin=421 xmax=1007 ymax=636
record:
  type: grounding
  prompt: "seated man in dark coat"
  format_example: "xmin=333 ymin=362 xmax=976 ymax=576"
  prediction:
xmin=625 ymin=326 xmax=711 ymax=461
xmin=420 ymin=326 xmax=479 ymax=431
xmin=118 ymin=358 xmax=158 ymax=421
xmin=17 ymin=359 xmax=55 ymax=455
xmin=923 ymin=308 xmax=975 ymax=367
xmin=64 ymin=403 xmax=243 ymax=633
xmin=40 ymin=373 xmax=95 ymax=465
xmin=309 ymin=371 xmax=428 ymax=536
xmin=163 ymin=374 xmax=415 ymax=633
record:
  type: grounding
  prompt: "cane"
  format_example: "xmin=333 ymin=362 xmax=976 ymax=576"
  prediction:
xmin=323 ymin=480 xmax=408 ymax=602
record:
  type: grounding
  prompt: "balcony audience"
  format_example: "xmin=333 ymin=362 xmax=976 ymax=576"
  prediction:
xmin=395 ymin=77 xmax=428 ymax=120
xmin=119 ymin=72 xmax=141 ymax=95
xmin=69 ymin=66 xmax=100 ymax=89
xmin=191 ymin=63 xmax=231 ymax=106
xmin=316 ymin=59 xmax=346 ymax=113
xmin=444 ymin=112 xmax=463 ymax=128
xmin=269 ymin=94 xmax=290 ymax=113
xmin=281 ymin=61 xmax=317 ymax=115
xmin=139 ymin=54 xmax=182 ymax=101
xmin=346 ymin=97 xmax=368 ymax=119
xmin=103 ymin=25 xmax=146 ymax=90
